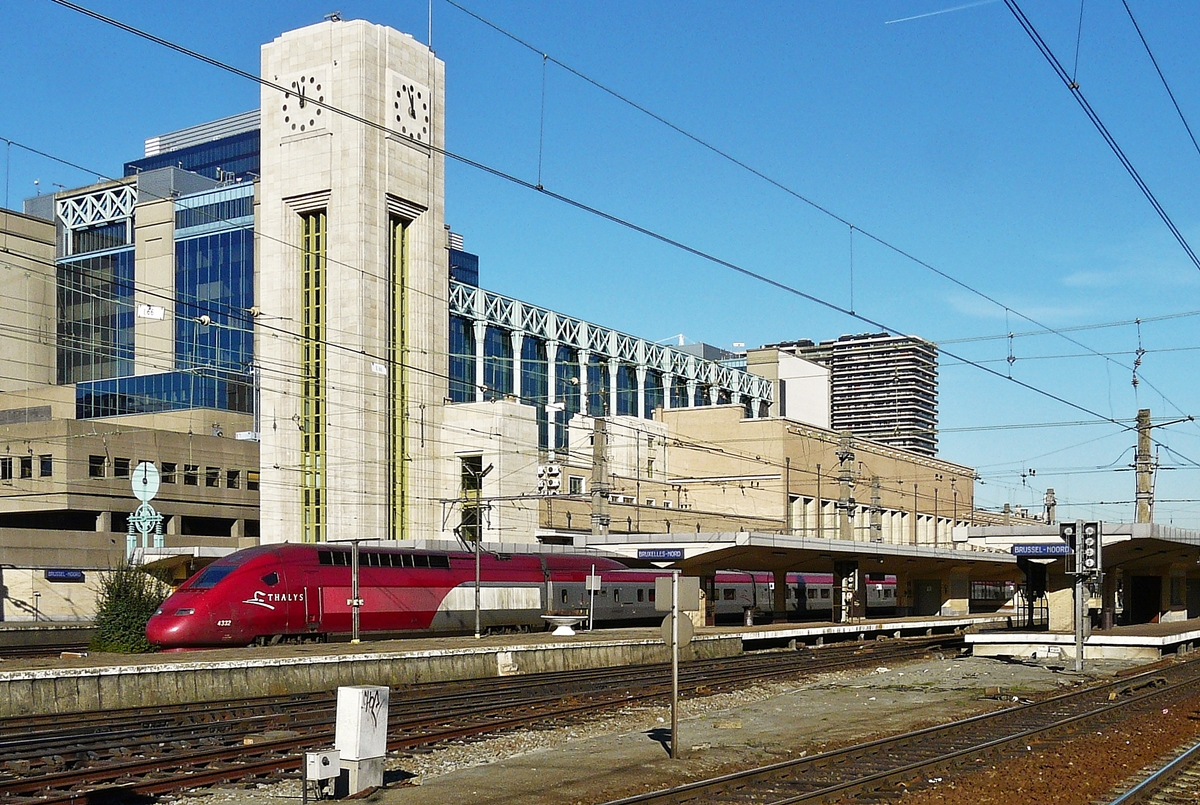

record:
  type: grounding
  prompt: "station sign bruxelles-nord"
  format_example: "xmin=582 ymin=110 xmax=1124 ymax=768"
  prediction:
xmin=637 ymin=548 xmax=684 ymax=561
xmin=1010 ymin=544 xmax=1072 ymax=557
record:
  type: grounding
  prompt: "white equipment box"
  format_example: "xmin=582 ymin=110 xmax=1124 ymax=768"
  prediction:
xmin=334 ymin=685 xmax=389 ymax=761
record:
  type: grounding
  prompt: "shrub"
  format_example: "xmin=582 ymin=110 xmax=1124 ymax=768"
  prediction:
xmin=91 ymin=562 xmax=170 ymax=653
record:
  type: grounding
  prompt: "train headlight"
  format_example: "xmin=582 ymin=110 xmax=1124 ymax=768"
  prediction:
xmin=174 ymin=608 xmax=196 ymax=616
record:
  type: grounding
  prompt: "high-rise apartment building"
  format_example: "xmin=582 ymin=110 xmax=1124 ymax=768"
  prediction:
xmin=770 ymin=333 xmax=938 ymax=456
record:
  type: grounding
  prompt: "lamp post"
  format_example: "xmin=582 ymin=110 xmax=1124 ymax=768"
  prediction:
xmin=471 ymin=462 xmax=495 ymax=639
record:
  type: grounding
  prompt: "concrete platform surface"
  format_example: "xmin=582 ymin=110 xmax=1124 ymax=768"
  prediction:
xmin=967 ymin=616 xmax=1200 ymax=660
xmin=0 ymin=614 xmax=1009 ymax=717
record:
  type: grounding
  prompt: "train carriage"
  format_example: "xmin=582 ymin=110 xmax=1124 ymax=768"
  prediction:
xmin=147 ymin=544 xmax=897 ymax=649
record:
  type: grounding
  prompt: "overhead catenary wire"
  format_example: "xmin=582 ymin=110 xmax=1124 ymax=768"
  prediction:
xmin=440 ymin=0 xmax=1189 ymax=418
xmin=1005 ymin=0 xmax=1200 ymax=273
xmin=21 ymin=2 xmax=1198 ymax=522
xmin=8 ymin=7 xmax=1148 ymax=443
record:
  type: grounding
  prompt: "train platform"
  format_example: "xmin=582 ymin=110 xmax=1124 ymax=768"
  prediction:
xmin=966 ymin=617 xmax=1200 ymax=660
xmin=0 ymin=613 xmax=1007 ymax=718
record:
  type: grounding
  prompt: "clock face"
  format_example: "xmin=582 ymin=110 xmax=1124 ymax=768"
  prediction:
xmin=281 ymin=74 xmax=326 ymax=133
xmin=391 ymin=74 xmax=431 ymax=143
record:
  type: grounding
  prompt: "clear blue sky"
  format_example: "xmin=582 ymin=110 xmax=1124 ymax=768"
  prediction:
xmin=4 ymin=1 xmax=1200 ymax=526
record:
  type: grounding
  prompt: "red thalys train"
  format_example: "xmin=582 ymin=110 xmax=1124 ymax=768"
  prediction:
xmin=145 ymin=544 xmax=896 ymax=649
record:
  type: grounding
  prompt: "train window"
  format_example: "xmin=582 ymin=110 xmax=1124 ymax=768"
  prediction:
xmin=261 ymin=572 xmax=279 ymax=586
xmin=561 ymin=589 xmax=568 ymax=604
xmin=820 ymin=589 xmax=830 ymax=599
xmin=808 ymin=589 xmax=817 ymax=599
xmin=318 ymin=551 xmax=332 ymax=566
xmin=430 ymin=554 xmax=451 ymax=569
xmin=614 ymin=588 xmax=620 ymax=603
xmin=193 ymin=564 xmax=236 ymax=589
xmin=648 ymin=588 xmax=655 ymax=603
xmin=637 ymin=589 xmax=644 ymax=602
xmin=412 ymin=554 xmax=429 ymax=568
xmin=364 ymin=552 xmax=380 ymax=567
xmin=399 ymin=553 xmax=414 ymax=568
xmin=723 ymin=589 xmax=736 ymax=601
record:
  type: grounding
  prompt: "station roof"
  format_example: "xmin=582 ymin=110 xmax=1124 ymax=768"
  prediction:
xmin=959 ymin=522 xmax=1200 ymax=575
xmin=580 ymin=531 xmax=1017 ymax=580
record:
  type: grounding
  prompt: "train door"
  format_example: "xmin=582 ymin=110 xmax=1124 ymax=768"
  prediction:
xmin=301 ymin=570 xmax=323 ymax=634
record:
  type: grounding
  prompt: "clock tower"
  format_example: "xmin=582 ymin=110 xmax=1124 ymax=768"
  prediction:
xmin=257 ymin=20 xmax=448 ymax=543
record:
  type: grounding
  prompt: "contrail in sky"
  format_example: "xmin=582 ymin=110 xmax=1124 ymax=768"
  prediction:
xmin=885 ymin=0 xmax=998 ymax=25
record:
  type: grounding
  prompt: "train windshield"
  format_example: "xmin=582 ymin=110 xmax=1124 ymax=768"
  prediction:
xmin=191 ymin=564 xmax=237 ymax=589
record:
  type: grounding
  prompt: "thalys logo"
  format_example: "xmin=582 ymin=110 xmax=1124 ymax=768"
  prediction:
xmin=242 ymin=590 xmax=305 ymax=610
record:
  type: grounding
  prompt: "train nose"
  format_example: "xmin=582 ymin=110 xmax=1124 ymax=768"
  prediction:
xmin=145 ymin=610 xmax=197 ymax=647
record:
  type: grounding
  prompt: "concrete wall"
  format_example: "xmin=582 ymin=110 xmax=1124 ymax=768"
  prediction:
xmin=0 ymin=210 xmax=56 ymax=393
xmin=746 ymin=348 xmax=830 ymax=428
xmin=0 ymin=634 xmax=741 ymax=717
xmin=132 ymin=197 xmax=176 ymax=375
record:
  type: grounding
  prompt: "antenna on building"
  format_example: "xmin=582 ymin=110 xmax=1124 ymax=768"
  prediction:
xmin=324 ymin=11 xmax=342 ymax=21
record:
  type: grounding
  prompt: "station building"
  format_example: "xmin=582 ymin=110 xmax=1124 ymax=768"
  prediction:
xmin=0 ymin=17 xmax=1006 ymax=622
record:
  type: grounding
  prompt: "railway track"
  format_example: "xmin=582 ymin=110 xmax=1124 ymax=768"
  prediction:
xmin=0 ymin=644 xmax=90 ymax=661
xmin=0 ymin=635 xmax=951 ymax=804
xmin=600 ymin=655 xmax=1200 ymax=805
xmin=1100 ymin=738 xmax=1200 ymax=805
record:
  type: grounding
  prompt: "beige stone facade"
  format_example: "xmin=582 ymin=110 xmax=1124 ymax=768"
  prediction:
xmin=257 ymin=20 xmax=447 ymax=544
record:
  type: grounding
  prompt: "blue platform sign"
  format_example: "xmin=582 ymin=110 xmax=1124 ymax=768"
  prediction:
xmin=1011 ymin=544 xmax=1072 ymax=557
xmin=637 ymin=548 xmax=684 ymax=561
xmin=44 ymin=569 xmax=86 ymax=582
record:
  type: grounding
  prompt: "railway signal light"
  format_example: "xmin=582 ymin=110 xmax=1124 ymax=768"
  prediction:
xmin=1059 ymin=522 xmax=1076 ymax=552
xmin=1079 ymin=521 xmax=1102 ymax=574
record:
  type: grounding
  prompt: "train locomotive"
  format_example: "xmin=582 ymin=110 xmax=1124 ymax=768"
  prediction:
xmin=146 ymin=543 xmax=896 ymax=649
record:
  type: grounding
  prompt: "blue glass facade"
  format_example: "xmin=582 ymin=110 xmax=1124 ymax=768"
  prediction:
xmin=449 ymin=248 xmax=479 ymax=286
xmin=615 ymin=363 xmax=637 ymax=416
xmin=482 ymin=325 xmax=512 ymax=399
xmin=448 ymin=315 xmax=475 ymax=402
xmin=175 ymin=227 xmax=254 ymax=373
xmin=671 ymin=376 xmax=689 ymax=409
xmin=644 ymin=369 xmax=664 ymax=416
xmin=521 ymin=338 xmax=549 ymax=448
xmin=554 ymin=346 xmax=580 ymax=451
xmin=70 ymin=184 xmax=256 ymax=420
xmin=76 ymin=371 xmax=251 ymax=419
xmin=124 ymin=130 xmax=261 ymax=180
xmin=587 ymin=354 xmax=606 ymax=416
xmin=57 ymin=248 xmax=135 ymax=384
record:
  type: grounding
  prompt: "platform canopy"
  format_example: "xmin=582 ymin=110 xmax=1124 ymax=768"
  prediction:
xmin=578 ymin=531 xmax=1017 ymax=580
xmin=957 ymin=522 xmax=1200 ymax=575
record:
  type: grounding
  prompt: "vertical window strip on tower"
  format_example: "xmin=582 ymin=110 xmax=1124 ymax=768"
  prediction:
xmin=300 ymin=211 xmax=327 ymax=543
xmin=390 ymin=216 xmax=407 ymax=541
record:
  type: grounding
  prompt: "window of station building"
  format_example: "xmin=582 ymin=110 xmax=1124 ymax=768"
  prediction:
xmin=247 ymin=470 xmax=260 ymax=491
xmin=481 ymin=325 xmax=513 ymax=400
xmin=89 ymin=455 xmax=106 ymax=478
xmin=205 ymin=467 xmax=220 ymax=488
xmin=71 ymin=220 xmax=130 ymax=255
xmin=568 ymin=475 xmax=584 ymax=495
xmin=0 ymin=457 xmax=11 ymax=482
xmin=227 ymin=469 xmax=241 ymax=489
xmin=114 ymin=458 xmax=130 ymax=477
xmin=39 ymin=455 xmax=53 ymax=478
xmin=162 ymin=462 xmax=177 ymax=483
xmin=184 ymin=464 xmax=199 ymax=486
xmin=19 ymin=457 xmax=32 ymax=479
xmin=447 ymin=315 xmax=476 ymax=403
xmin=459 ymin=455 xmax=484 ymax=542
xmin=645 ymin=499 xmax=655 ymax=507
xmin=56 ymin=250 xmax=135 ymax=385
